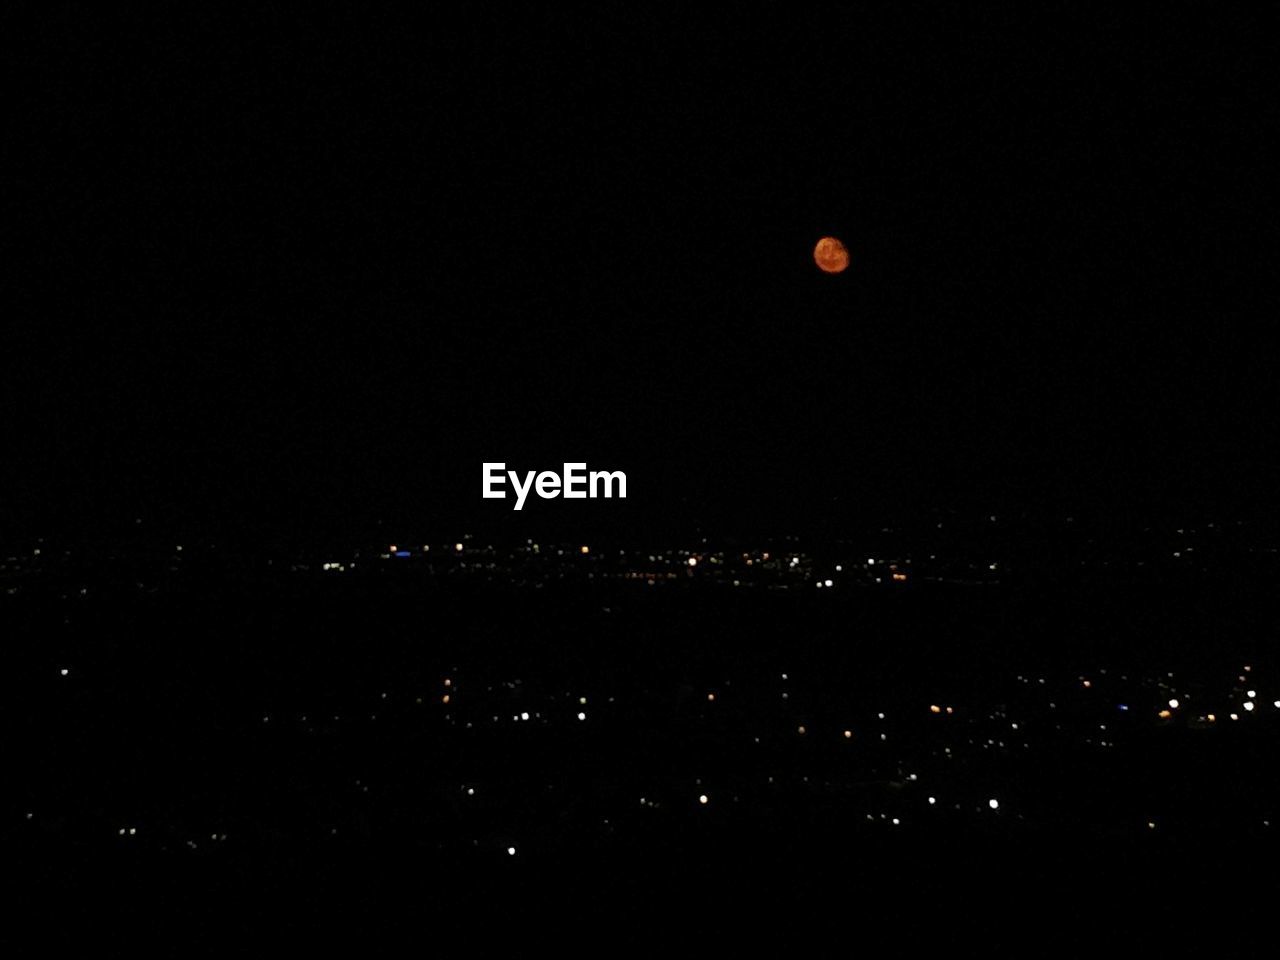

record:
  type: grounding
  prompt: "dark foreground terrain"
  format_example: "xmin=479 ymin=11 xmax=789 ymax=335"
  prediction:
xmin=8 ymin=536 xmax=1280 ymax=950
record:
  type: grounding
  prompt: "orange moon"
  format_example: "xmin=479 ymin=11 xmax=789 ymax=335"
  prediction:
xmin=813 ymin=236 xmax=849 ymax=273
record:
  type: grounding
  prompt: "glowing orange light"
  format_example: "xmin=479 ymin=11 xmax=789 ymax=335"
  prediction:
xmin=813 ymin=236 xmax=850 ymax=273
xmin=1158 ymin=709 xmax=1171 ymax=719
xmin=930 ymin=705 xmax=942 ymax=714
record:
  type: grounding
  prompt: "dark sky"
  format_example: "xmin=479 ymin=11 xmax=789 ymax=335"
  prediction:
xmin=6 ymin=7 xmax=1275 ymax=544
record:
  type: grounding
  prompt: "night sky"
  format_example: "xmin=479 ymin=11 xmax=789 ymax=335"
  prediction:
xmin=7 ymin=7 xmax=1274 ymax=545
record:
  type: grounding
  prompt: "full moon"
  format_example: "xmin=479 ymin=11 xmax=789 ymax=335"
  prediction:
xmin=813 ymin=236 xmax=849 ymax=274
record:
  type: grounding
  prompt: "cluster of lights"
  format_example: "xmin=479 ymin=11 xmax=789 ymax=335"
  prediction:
xmin=68 ymin=637 xmax=1271 ymax=850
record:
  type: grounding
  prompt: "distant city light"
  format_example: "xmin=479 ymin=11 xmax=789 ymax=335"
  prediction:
xmin=699 ymin=795 xmax=708 ymax=805
xmin=59 ymin=668 xmax=68 ymax=676
xmin=988 ymin=799 xmax=999 ymax=810
xmin=577 ymin=712 xmax=586 ymax=721
xmin=1168 ymin=699 xmax=1179 ymax=709
xmin=823 ymin=579 xmax=833 ymax=587
xmin=507 ymin=846 xmax=516 ymax=856
xmin=581 ymin=545 xmax=590 ymax=555
xmin=1244 ymin=701 xmax=1255 ymax=712
xmin=688 ymin=556 xmax=697 ymax=567
xmin=455 ymin=543 xmax=463 ymax=552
